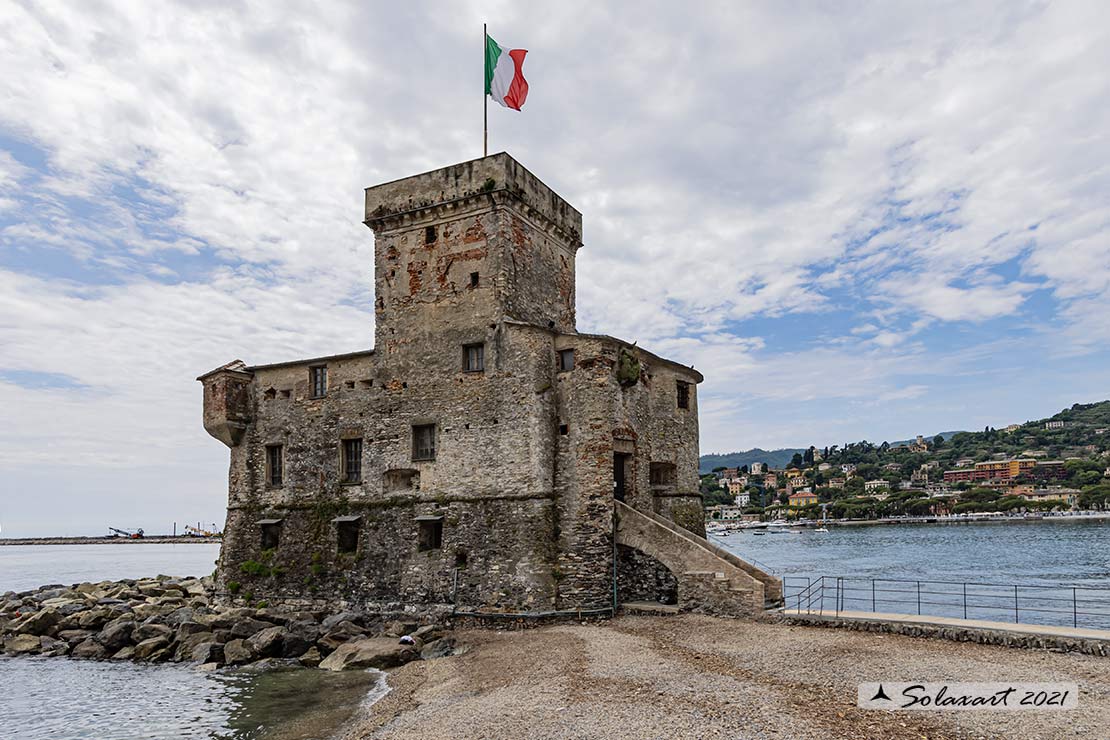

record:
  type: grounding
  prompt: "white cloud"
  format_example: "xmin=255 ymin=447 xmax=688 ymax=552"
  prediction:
xmin=1 ymin=0 xmax=1109 ymax=533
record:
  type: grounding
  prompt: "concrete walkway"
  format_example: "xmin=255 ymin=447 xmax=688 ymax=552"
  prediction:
xmin=781 ymin=606 xmax=1110 ymax=643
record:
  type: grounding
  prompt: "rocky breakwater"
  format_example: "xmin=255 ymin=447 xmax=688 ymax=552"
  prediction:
xmin=0 ymin=576 xmax=457 ymax=671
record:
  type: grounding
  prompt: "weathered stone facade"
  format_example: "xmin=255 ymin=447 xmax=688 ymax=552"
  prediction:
xmin=200 ymin=153 xmax=764 ymax=618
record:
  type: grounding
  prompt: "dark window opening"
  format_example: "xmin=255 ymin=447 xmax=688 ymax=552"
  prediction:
xmin=677 ymin=381 xmax=690 ymax=409
xmin=280 ymin=389 xmax=291 ymax=398
xmin=455 ymin=550 xmax=468 ymax=568
xmin=418 ymin=518 xmax=443 ymax=551
xmin=310 ymin=366 xmax=327 ymax=398
xmin=424 ymin=225 xmax=436 ymax=244
xmin=263 ymin=387 xmax=276 ymax=399
xmin=650 ymin=462 xmax=677 ymax=487
xmin=412 ymin=424 xmax=436 ymax=461
xmin=345 ymin=380 xmax=355 ymax=389
xmin=558 ymin=349 xmax=575 ymax=372
xmin=266 ymin=445 xmax=283 ymax=487
xmin=463 ymin=343 xmax=485 ymax=372
xmin=336 ymin=518 xmax=360 ymax=554
xmin=559 ymin=424 xmax=569 ymax=435
xmin=469 ymin=271 xmax=479 ymax=287
xmin=342 ymin=438 xmax=363 ymax=483
xmin=260 ymin=522 xmax=281 ymax=550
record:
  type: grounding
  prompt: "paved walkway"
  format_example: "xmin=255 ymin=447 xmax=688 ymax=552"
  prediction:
xmin=781 ymin=607 xmax=1110 ymax=642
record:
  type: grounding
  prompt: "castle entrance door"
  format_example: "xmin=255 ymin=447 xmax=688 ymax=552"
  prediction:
xmin=613 ymin=452 xmax=631 ymax=502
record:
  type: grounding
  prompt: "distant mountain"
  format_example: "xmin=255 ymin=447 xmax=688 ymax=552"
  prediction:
xmin=699 ymin=448 xmax=805 ymax=473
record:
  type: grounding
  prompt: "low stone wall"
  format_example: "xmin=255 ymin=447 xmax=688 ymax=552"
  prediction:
xmin=779 ymin=613 xmax=1110 ymax=657
xmin=617 ymin=545 xmax=678 ymax=605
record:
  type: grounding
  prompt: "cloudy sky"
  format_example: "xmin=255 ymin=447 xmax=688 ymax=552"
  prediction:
xmin=2 ymin=1 xmax=1108 ymax=536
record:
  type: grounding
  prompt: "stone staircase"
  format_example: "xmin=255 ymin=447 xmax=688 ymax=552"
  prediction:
xmin=614 ymin=501 xmax=783 ymax=618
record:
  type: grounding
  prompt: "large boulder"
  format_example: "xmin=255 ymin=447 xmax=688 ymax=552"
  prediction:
xmin=222 ymin=638 xmax=255 ymax=665
xmin=58 ymin=629 xmax=93 ymax=646
xmin=318 ymin=621 xmax=366 ymax=652
xmin=248 ymin=626 xmax=286 ymax=658
xmin=72 ymin=637 xmax=109 ymax=660
xmin=13 ymin=608 xmax=61 ymax=636
xmin=298 ymin=647 xmax=322 ymax=667
xmin=134 ymin=636 xmax=171 ymax=661
xmin=174 ymin=631 xmax=216 ymax=662
xmin=322 ymin=611 xmax=366 ymax=630
xmin=39 ymin=636 xmax=70 ymax=657
xmin=191 ymin=641 xmax=224 ymax=664
xmin=134 ymin=622 xmax=174 ymax=642
xmin=96 ymin=618 xmax=135 ymax=652
xmin=78 ymin=608 xmax=112 ymax=630
xmin=421 ymin=636 xmax=458 ymax=660
xmin=4 ymin=634 xmax=42 ymax=655
xmin=318 ymin=638 xmax=420 ymax=671
xmin=229 ymin=618 xmax=272 ymax=639
xmin=162 ymin=607 xmax=196 ymax=626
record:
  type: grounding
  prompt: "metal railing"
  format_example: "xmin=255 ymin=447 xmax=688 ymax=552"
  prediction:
xmin=705 ymin=534 xmax=779 ymax=575
xmin=782 ymin=575 xmax=1110 ymax=631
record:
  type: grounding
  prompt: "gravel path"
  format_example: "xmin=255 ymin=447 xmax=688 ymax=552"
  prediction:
xmin=348 ymin=614 xmax=1109 ymax=739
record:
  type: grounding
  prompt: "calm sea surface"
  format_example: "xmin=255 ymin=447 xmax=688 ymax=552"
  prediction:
xmin=715 ymin=518 xmax=1110 ymax=628
xmin=0 ymin=543 xmax=383 ymax=740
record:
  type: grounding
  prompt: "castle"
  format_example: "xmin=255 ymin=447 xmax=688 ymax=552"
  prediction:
xmin=199 ymin=154 xmax=778 ymax=618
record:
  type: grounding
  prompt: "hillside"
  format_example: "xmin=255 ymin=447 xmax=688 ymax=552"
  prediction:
xmin=699 ymin=401 xmax=1110 ymax=474
xmin=699 ymin=448 xmax=804 ymax=473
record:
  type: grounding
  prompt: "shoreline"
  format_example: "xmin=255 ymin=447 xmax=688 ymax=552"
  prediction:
xmin=710 ymin=511 xmax=1110 ymax=532
xmin=0 ymin=536 xmax=222 ymax=546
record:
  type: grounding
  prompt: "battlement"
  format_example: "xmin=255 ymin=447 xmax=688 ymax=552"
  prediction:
xmin=364 ymin=152 xmax=582 ymax=247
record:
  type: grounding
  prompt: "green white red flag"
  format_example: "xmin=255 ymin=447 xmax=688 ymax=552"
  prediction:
xmin=484 ymin=33 xmax=528 ymax=110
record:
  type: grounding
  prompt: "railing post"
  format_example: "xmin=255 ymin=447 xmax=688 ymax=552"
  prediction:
xmin=837 ymin=577 xmax=842 ymax=616
xmin=872 ymin=579 xmax=876 ymax=613
xmin=963 ymin=582 xmax=967 ymax=620
xmin=1073 ymin=587 xmax=1078 ymax=628
xmin=1014 ymin=585 xmax=1019 ymax=624
xmin=917 ymin=580 xmax=921 ymax=615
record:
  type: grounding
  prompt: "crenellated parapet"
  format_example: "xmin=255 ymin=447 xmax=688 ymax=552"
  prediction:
xmin=197 ymin=360 xmax=253 ymax=447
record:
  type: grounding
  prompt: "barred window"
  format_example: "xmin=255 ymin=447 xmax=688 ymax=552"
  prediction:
xmin=412 ymin=424 xmax=436 ymax=461
xmin=265 ymin=445 xmax=283 ymax=487
xmin=310 ymin=366 xmax=327 ymax=398
xmin=341 ymin=438 xmax=362 ymax=483
xmin=677 ymin=381 xmax=690 ymax=409
xmin=463 ymin=343 xmax=484 ymax=372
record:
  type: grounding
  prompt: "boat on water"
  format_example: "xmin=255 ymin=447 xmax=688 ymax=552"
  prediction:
xmin=813 ymin=527 xmax=829 ymax=533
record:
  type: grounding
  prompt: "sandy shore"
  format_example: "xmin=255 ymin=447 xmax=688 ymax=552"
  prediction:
xmin=347 ymin=614 xmax=1109 ymax=739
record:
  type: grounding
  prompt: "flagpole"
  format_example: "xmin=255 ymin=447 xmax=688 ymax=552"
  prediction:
xmin=483 ymin=22 xmax=488 ymax=157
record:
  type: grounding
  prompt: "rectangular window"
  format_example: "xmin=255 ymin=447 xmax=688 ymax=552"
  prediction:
xmin=265 ymin=445 xmax=283 ymax=487
xmin=469 ymin=271 xmax=479 ymax=287
xmin=341 ymin=438 xmax=363 ymax=483
xmin=310 ymin=366 xmax=327 ymax=398
xmin=259 ymin=520 xmax=281 ymax=550
xmin=412 ymin=424 xmax=436 ymax=461
xmin=336 ymin=517 xmax=360 ymax=554
xmin=463 ymin=343 xmax=484 ymax=372
xmin=417 ymin=518 xmax=443 ymax=551
xmin=677 ymin=381 xmax=690 ymax=409
xmin=558 ymin=348 xmax=575 ymax=372
xmin=650 ymin=462 xmax=676 ymax=487
xmin=424 ymin=225 xmax=436 ymax=244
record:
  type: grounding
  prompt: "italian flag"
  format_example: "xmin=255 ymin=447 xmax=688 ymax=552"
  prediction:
xmin=485 ymin=33 xmax=529 ymax=111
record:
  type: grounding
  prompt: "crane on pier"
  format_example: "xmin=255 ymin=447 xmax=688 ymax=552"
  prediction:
xmin=108 ymin=527 xmax=144 ymax=539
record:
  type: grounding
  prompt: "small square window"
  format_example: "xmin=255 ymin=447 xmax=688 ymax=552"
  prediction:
xmin=259 ymin=521 xmax=281 ymax=550
xmin=558 ymin=349 xmax=575 ymax=372
xmin=425 ymin=225 xmax=436 ymax=244
xmin=469 ymin=271 xmax=479 ymax=288
xmin=336 ymin=518 xmax=360 ymax=554
xmin=310 ymin=366 xmax=327 ymax=398
xmin=559 ymin=424 xmax=569 ymax=435
xmin=455 ymin=550 xmax=468 ymax=568
xmin=677 ymin=381 xmax=690 ymax=409
xmin=341 ymin=438 xmax=363 ymax=483
xmin=412 ymin=424 xmax=436 ymax=461
xmin=418 ymin=518 xmax=443 ymax=551
xmin=463 ymin=343 xmax=484 ymax=373
xmin=265 ymin=445 xmax=283 ymax=487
